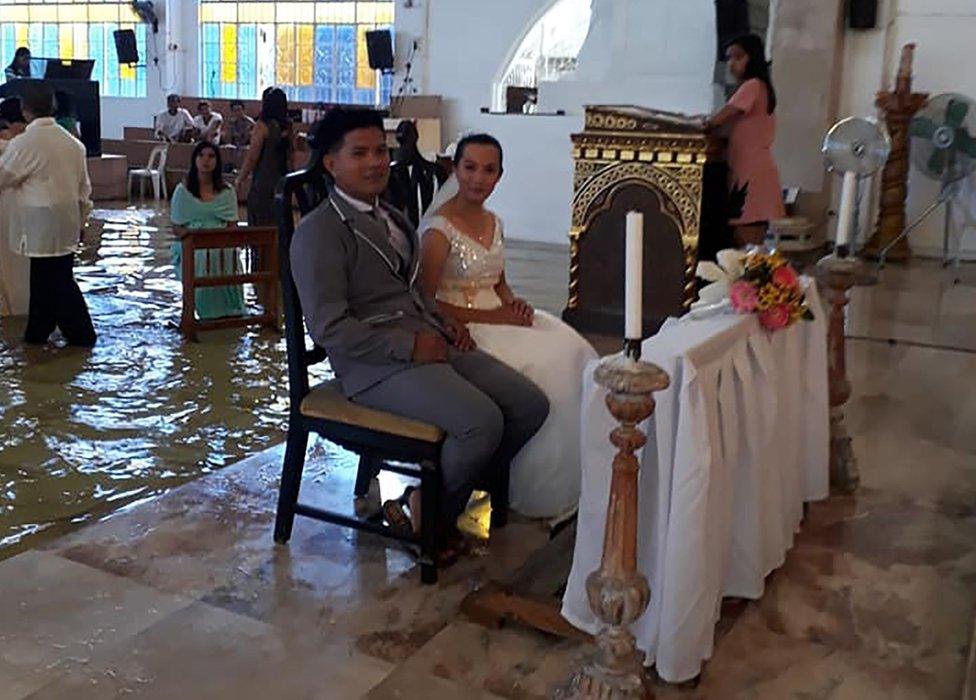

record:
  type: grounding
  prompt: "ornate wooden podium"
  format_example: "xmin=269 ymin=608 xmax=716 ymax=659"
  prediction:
xmin=563 ymin=105 xmax=729 ymax=337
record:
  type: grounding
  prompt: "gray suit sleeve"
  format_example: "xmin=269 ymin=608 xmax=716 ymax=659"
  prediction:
xmin=291 ymin=221 xmax=415 ymax=364
xmin=419 ymin=289 xmax=447 ymax=323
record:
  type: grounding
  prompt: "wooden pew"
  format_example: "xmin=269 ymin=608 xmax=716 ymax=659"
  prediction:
xmin=175 ymin=224 xmax=279 ymax=341
xmin=124 ymin=126 xmax=156 ymax=141
xmin=87 ymin=154 xmax=128 ymax=201
xmin=102 ymin=139 xmax=244 ymax=198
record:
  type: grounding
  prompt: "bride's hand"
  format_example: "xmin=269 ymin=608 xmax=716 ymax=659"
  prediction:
xmin=512 ymin=298 xmax=534 ymax=322
xmin=493 ymin=305 xmax=532 ymax=326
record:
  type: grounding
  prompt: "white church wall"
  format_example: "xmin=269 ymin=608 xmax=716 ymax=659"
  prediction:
xmin=98 ymin=0 xmax=197 ymax=139
xmin=839 ymin=0 xmax=976 ymax=258
xmin=396 ymin=0 xmax=717 ymax=246
xmin=541 ymin=0 xmax=717 ymax=116
xmin=769 ymin=0 xmax=846 ymax=197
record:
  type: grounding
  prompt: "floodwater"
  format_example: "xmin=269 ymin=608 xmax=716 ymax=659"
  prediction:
xmin=0 ymin=205 xmax=325 ymax=558
xmin=0 ymin=204 xmax=567 ymax=560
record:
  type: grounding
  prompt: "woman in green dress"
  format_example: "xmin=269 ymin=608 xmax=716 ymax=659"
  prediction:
xmin=171 ymin=141 xmax=246 ymax=319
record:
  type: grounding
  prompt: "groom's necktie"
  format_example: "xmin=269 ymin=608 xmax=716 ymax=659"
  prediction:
xmin=368 ymin=208 xmax=410 ymax=274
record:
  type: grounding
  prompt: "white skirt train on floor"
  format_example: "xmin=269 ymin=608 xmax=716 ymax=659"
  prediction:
xmin=0 ymin=245 xmax=29 ymax=317
xmin=469 ymin=310 xmax=597 ymax=518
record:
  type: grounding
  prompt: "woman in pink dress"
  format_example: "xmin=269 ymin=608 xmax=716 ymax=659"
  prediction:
xmin=706 ymin=34 xmax=785 ymax=247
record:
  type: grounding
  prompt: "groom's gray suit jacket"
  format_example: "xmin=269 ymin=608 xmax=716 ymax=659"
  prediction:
xmin=290 ymin=187 xmax=451 ymax=396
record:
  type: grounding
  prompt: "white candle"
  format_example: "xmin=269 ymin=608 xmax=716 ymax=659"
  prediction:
xmin=625 ymin=211 xmax=644 ymax=339
xmin=835 ymin=170 xmax=858 ymax=253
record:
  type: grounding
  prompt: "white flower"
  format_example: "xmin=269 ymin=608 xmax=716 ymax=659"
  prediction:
xmin=691 ymin=248 xmax=746 ymax=310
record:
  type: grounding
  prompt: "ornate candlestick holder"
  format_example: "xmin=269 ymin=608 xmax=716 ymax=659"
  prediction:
xmin=567 ymin=346 xmax=669 ymax=699
xmin=862 ymin=43 xmax=928 ymax=262
xmin=814 ymin=253 xmax=877 ymax=493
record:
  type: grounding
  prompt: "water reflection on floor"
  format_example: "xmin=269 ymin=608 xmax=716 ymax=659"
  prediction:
xmin=1 ymin=205 xmax=301 ymax=556
xmin=0 ymin=203 xmax=571 ymax=558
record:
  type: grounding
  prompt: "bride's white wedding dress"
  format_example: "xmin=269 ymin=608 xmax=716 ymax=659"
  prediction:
xmin=421 ymin=213 xmax=597 ymax=518
xmin=0 ymin=184 xmax=29 ymax=317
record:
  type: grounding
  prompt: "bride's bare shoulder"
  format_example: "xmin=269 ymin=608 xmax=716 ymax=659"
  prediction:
xmin=420 ymin=217 xmax=451 ymax=244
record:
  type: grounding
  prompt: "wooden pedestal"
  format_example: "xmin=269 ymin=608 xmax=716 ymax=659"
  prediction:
xmin=563 ymin=106 xmax=729 ymax=337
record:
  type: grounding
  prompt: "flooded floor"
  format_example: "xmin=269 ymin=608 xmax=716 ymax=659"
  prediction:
xmin=0 ymin=202 xmax=571 ymax=558
xmin=0 ymin=259 xmax=973 ymax=698
xmin=0 ymin=205 xmax=297 ymax=555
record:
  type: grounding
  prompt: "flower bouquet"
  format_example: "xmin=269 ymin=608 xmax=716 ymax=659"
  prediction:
xmin=695 ymin=249 xmax=813 ymax=331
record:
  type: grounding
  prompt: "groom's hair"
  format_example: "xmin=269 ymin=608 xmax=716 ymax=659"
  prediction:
xmin=309 ymin=107 xmax=385 ymax=154
xmin=454 ymin=133 xmax=504 ymax=172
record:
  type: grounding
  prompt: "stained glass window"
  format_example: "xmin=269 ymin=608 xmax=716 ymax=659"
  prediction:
xmin=0 ymin=1 xmax=147 ymax=98
xmin=198 ymin=1 xmax=394 ymax=105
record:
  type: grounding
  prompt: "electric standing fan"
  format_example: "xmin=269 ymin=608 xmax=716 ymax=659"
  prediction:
xmin=822 ymin=116 xmax=891 ymax=257
xmin=880 ymin=92 xmax=976 ymax=271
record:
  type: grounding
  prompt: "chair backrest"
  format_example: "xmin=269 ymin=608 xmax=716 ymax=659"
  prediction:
xmin=275 ymin=167 xmax=331 ymax=410
xmin=388 ymin=160 xmax=440 ymax=228
xmin=148 ymin=144 xmax=167 ymax=171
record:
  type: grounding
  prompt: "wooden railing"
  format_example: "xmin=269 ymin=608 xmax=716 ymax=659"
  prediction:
xmin=175 ymin=224 xmax=279 ymax=341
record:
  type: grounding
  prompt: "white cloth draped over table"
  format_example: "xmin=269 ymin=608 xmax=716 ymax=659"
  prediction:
xmin=561 ymin=279 xmax=828 ymax=684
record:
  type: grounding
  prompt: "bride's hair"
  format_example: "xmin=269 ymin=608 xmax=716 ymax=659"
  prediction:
xmin=454 ymin=133 xmax=504 ymax=172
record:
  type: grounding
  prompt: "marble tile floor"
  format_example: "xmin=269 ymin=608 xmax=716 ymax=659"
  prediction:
xmin=1 ymin=257 xmax=975 ymax=698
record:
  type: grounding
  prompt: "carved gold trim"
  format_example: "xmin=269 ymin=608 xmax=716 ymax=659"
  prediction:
xmin=567 ymin=107 xmax=718 ymax=315
xmin=569 ymin=159 xmax=705 ymax=310
xmin=571 ymin=132 xmax=722 ymax=159
xmin=568 ymin=235 xmax=581 ymax=309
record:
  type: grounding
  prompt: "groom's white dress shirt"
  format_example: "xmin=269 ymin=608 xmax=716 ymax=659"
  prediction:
xmin=0 ymin=117 xmax=92 ymax=258
xmin=334 ymin=186 xmax=412 ymax=266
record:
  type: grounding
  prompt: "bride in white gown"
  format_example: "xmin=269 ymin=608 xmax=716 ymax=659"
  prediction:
xmin=419 ymin=134 xmax=597 ymax=519
xmin=0 ymin=136 xmax=30 ymax=317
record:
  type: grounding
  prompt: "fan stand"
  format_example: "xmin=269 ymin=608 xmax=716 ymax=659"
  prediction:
xmin=879 ymin=165 xmax=964 ymax=283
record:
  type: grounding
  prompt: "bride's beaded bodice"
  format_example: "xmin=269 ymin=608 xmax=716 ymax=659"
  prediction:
xmin=424 ymin=214 xmax=505 ymax=311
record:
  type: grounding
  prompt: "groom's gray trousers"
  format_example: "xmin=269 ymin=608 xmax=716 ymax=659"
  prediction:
xmin=354 ymin=349 xmax=549 ymax=523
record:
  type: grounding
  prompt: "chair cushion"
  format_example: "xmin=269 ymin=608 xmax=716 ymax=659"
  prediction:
xmin=301 ymin=380 xmax=444 ymax=444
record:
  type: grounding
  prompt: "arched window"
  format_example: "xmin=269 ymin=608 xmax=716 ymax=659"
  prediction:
xmin=0 ymin=0 xmax=147 ymax=98
xmin=494 ymin=0 xmax=592 ymax=111
xmin=198 ymin=0 xmax=394 ymax=104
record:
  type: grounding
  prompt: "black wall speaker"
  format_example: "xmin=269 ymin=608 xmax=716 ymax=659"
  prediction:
xmin=113 ymin=29 xmax=139 ymax=65
xmin=365 ymin=29 xmax=394 ymax=71
xmin=849 ymin=0 xmax=878 ymax=29
xmin=714 ymin=0 xmax=751 ymax=60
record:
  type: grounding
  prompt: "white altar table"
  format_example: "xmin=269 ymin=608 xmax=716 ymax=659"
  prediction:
xmin=561 ymin=280 xmax=829 ymax=683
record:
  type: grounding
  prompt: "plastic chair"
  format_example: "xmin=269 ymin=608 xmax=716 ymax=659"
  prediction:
xmin=128 ymin=144 xmax=168 ymax=201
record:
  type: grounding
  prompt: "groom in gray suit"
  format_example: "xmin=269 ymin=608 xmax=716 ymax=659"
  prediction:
xmin=290 ymin=108 xmax=549 ymax=547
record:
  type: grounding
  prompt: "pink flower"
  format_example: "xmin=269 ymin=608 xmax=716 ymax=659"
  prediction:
xmin=759 ymin=304 xmax=791 ymax=330
xmin=771 ymin=264 xmax=799 ymax=290
xmin=729 ymin=280 xmax=759 ymax=313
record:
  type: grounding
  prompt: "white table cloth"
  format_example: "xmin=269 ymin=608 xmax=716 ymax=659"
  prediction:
xmin=561 ymin=280 xmax=828 ymax=683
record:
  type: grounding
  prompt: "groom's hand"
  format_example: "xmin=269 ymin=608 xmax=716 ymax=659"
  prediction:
xmin=412 ymin=332 xmax=449 ymax=363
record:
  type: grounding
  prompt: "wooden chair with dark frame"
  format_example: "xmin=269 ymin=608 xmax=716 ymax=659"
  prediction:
xmin=272 ymin=166 xmax=509 ymax=585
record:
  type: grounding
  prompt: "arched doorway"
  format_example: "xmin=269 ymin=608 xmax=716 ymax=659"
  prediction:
xmin=492 ymin=0 xmax=593 ymax=112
